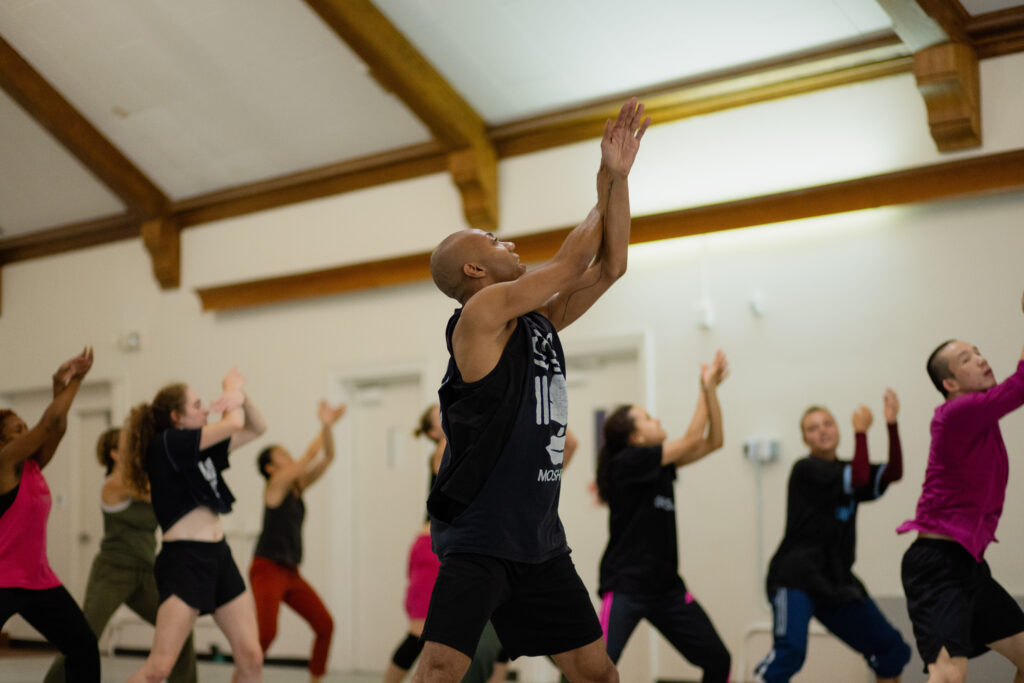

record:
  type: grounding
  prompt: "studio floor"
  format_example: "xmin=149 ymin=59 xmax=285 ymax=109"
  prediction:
xmin=0 ymin=653 xmax=381 ymax=682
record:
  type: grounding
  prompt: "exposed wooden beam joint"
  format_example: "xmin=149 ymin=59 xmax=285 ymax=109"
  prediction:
xmin=0 ymin=36 xmax=167 ymax=217
xmin=141 ymin=217 xmax=180 ymax=290
xmin=913 ymin=42 xmax=981 ymax=151
xmin=877 ymin=2 xmax=982 ymax=151
xmin=195 ymin=148 xmax=1024 ymax=313
xmin=448 ymin=141 xmax=498 ymax=231
xmin=302 ymin=0 xmax=498 ymax=232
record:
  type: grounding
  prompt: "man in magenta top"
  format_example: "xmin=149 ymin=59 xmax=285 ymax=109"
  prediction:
xmin=897 ymin=292 xmax=1024 ymax=683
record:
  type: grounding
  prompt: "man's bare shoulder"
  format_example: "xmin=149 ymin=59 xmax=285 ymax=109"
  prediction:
xmin=457 ymin=281 xmax=516 ymax=332
xmin=452 ymin=289 xmax=520 ymax=382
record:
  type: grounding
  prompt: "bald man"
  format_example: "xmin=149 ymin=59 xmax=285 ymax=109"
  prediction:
xmin=415 ymin=98 xmax=649 ymax=683
xmin=897 ymin=292 xmax=1024 ymax=683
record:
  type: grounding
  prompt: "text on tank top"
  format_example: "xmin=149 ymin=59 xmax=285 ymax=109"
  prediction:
xmin=429 ymin=310 xmax=570 ymax=563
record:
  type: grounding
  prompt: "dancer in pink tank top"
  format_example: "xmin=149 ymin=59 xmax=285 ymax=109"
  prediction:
xmin=0 ymin=348 xmax=99 ymax=682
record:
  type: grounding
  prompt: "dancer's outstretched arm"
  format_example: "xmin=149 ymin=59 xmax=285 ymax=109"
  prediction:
xmin=544 ymin=97 xmax=649 ymax=332
xmin=297 ymin=401 xmax=346 ymax=491
xmin=2 ymin=348 xmax=93 ymax=471
xmin=662 ymin=350 xmax=728 ymax=467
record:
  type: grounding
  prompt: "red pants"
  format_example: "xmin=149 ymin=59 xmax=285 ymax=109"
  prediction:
xmin=249 ymin=557 xmax=333 ymax=675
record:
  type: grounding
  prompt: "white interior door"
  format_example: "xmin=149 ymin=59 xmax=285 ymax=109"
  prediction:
xmin=347 ymin=373 xmax=427 ymax=672
xmin=69 ymin=407 xmax=113 ymax=599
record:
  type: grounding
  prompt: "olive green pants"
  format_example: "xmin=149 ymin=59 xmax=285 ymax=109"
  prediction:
xmin=43 ymin=555 xmax=197 ymax=683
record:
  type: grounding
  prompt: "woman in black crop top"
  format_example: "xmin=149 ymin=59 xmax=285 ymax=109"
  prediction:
xmin=250 ymin=399 xmax=346 ymax=683
xmin=121 ymin=368 xmax=267 ymax=683
xmin=594 ymin=351 xmax=731 ymax=683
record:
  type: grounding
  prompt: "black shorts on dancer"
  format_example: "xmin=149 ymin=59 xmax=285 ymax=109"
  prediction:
xmin=155 ymin=539 xmax=246 ymax=615
xmin=422 ymin=552 xmax=602 ymax=659
xmin=902 ymin=538 xmax=1024 ymax=670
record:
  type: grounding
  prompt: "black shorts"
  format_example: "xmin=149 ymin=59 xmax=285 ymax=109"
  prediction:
xmin=154 ymin=539 xmax=246 ymax=615
xmin=421 ymin=552 xmax=603 ymax=660
xmin=902 ymin=538 xmax=1024 ymax=669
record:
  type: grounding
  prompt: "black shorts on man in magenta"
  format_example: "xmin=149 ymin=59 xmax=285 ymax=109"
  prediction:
xmin=902 ymin=537 xmax=1024 ymax=671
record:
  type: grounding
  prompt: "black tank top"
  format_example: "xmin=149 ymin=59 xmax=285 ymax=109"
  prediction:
xmin=429 ymin=309 xmax=570 ymax=563
xmin=254 ymin=490 xmax=305 ymax=568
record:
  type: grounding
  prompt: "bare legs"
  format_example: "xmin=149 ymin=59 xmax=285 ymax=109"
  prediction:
xmin=411 ymin=637 xmax=617 ymax=683
xmin=127 ymin=592 xmax=262 ymax=683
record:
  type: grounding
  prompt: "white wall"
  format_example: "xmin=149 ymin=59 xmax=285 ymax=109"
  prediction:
xmin=1 ymin=52 xmax=1022 ymax=682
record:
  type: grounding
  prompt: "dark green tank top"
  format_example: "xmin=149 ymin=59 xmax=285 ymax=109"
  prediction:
xmin=99 ymin=499 xmax=158 ymax=568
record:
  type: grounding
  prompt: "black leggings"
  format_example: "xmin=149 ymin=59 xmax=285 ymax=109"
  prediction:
xmin=0 ymin=585 xmax=100 ymax=683
xmin=602 ymin=587 xmax=730 ymax=683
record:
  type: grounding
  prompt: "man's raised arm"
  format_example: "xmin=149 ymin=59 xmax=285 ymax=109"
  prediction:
xmin=544 ymin=97 xmax=649 ymax=330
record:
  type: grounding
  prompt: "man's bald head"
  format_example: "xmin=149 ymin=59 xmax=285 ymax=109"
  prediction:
xmin=431 ymin=229 xmax=522 ymax=303
xmin=430 ymin=230 xmax=475 ymax=302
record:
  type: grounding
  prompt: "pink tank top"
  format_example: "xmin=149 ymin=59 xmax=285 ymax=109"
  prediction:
xmin=0 ymin=459 xmax=61 ymax=589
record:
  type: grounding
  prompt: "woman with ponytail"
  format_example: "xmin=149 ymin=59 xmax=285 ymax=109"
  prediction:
xmin=0 ymin=348 xmax=99 ymax=682
xmin=43 ymin=427 xmax=197 ymax=683
xmin=123 ymin=368 xmax=267 ymax=683
xmin=595 ymin=350 xmax=731 ymax=683
xmin=383 ymin=404 xmax=447 ymax=683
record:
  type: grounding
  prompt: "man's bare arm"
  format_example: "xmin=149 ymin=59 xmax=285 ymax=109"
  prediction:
xmin=544 ymin=99 xmax=648 ymax=330
xmin=453 ymin=210 xmax=605 ymax=381
xmin=454 ymin=99 xmax=648 ymax=380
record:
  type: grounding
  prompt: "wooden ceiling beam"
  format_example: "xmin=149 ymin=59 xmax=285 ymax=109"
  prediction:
xmin=967 ymin=6 xmax=1024 ymax=58
xmin=303 ymin=0 xmax=498 ymax=230
xmin=196 ymin=251 xmax=431 ymax=312
xmin=0 ymin=36 xmax=167 ymax=218
xmin=0 ymin=214 xmax=138 ymax=265
xmin=172 ymin=142 xmax=448 ymax=228
xmin=195 ymin=147 xmax=1024 ymax=312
